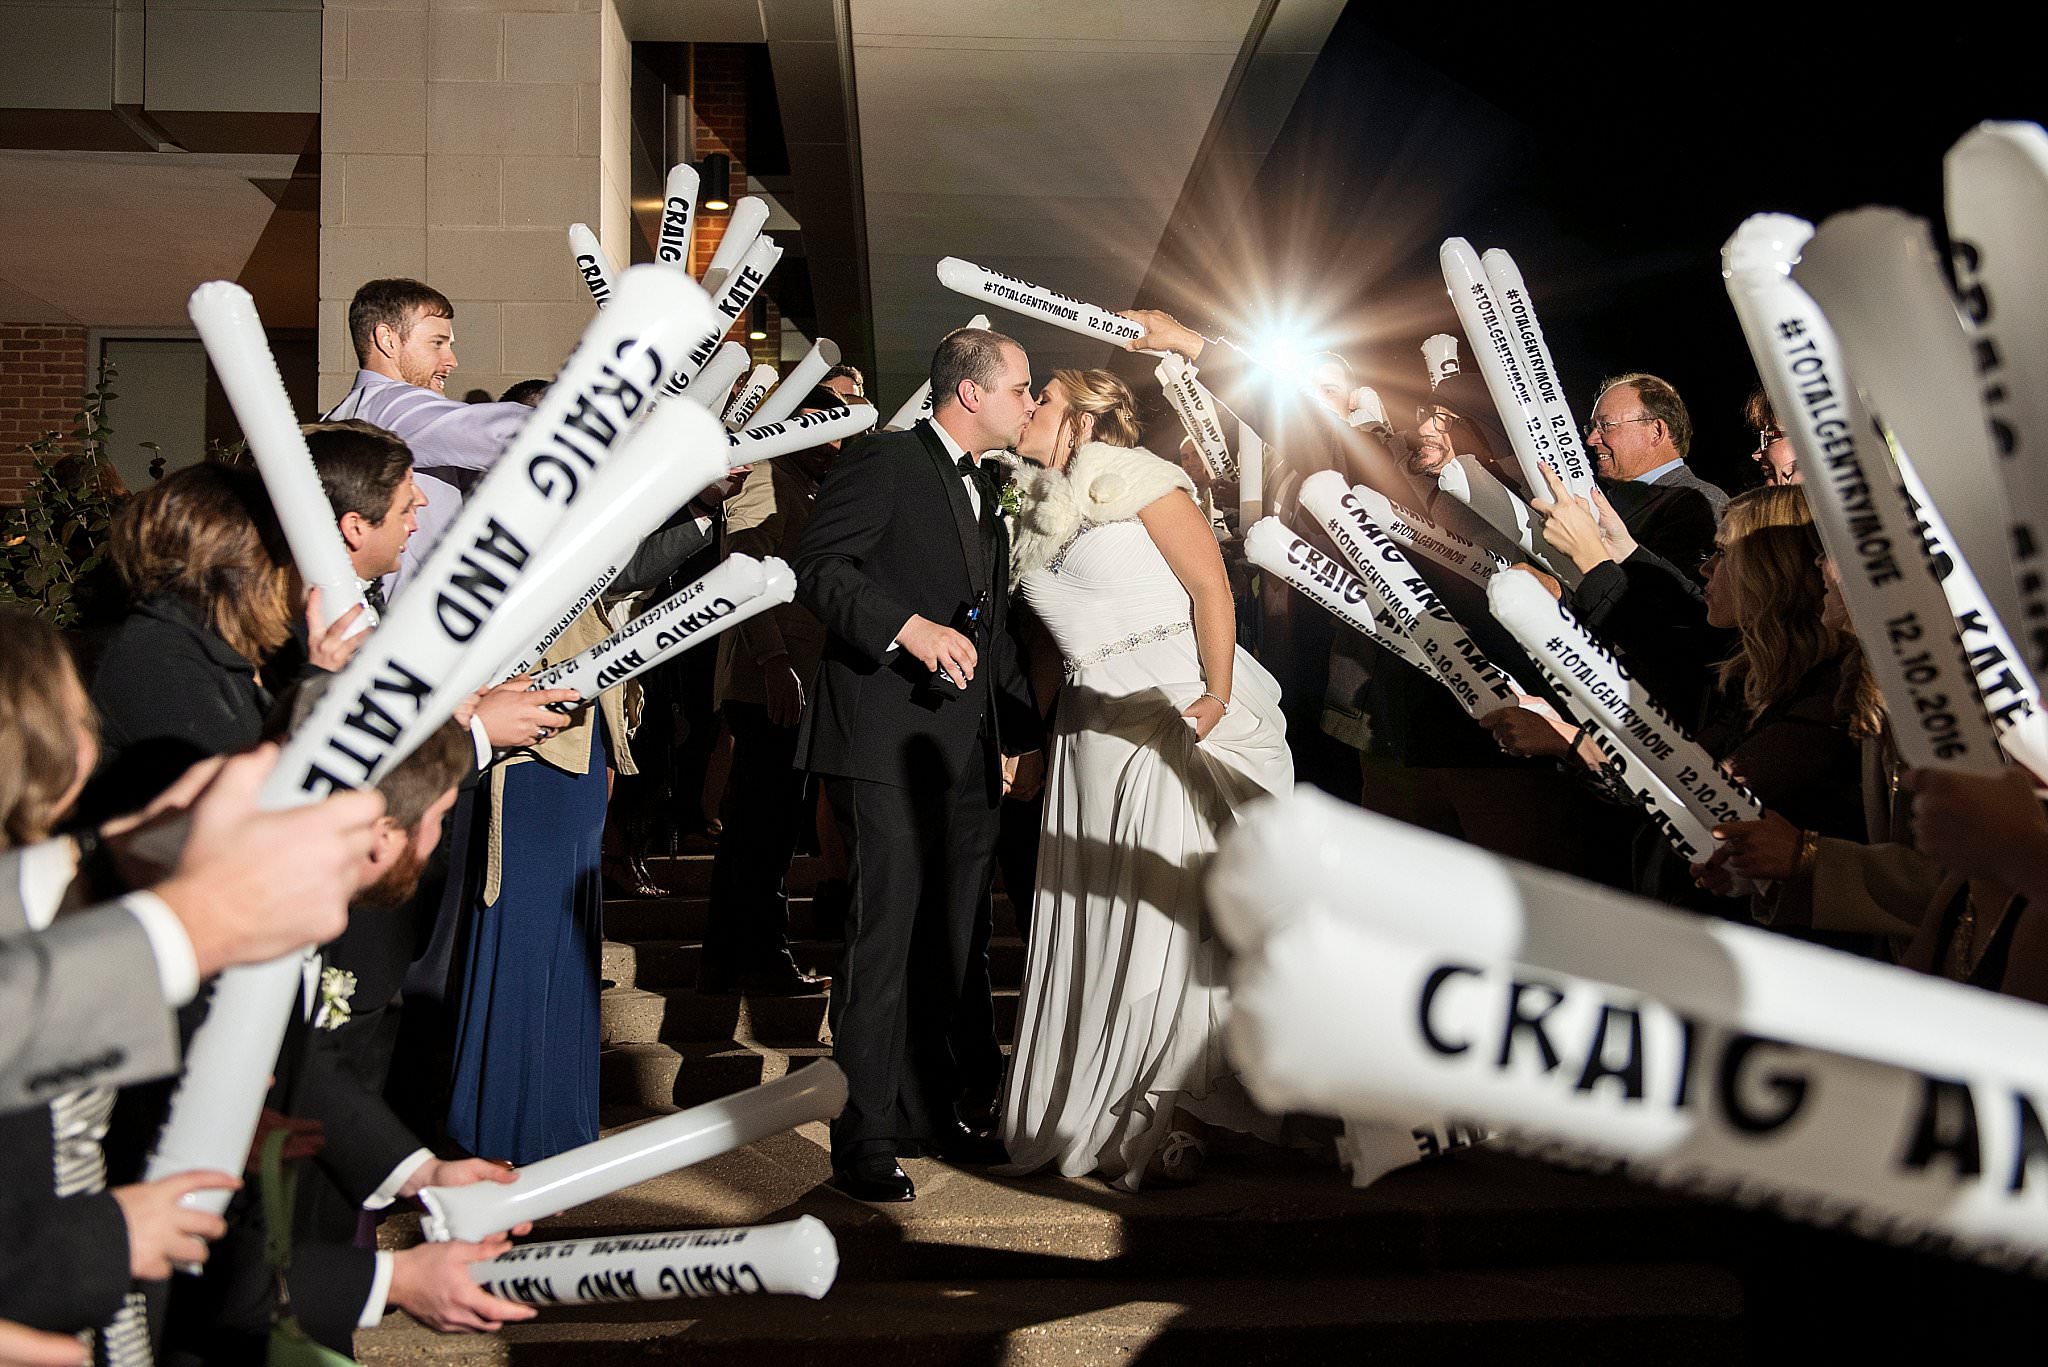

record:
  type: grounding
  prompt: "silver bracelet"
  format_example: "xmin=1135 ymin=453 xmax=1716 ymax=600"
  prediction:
xmin=1200 ymin=690 xmax=1231 ymax=713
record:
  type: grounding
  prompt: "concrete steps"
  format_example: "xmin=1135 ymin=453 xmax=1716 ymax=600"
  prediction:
xmin=354 ymin=852 xmax=1780 ymax=1361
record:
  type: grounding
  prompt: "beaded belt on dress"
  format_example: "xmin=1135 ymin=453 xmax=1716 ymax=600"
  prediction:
xmin=1065 ymin=619 xmax=1192 ymax=672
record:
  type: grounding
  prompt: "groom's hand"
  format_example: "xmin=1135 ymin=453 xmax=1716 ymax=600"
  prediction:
xmin=898 ymin=614 xmax=977 ymax=686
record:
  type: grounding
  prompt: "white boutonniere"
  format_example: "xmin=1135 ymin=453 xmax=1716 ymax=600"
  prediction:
xmin=313 ymin=966 xmax=358 ymax=1031
xmin=998 ymin=477 xmax=1022 ymax=526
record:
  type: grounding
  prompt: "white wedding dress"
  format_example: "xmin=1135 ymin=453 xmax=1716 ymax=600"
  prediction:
xmin=997 ymin=442 xmax=1294 ymax=1189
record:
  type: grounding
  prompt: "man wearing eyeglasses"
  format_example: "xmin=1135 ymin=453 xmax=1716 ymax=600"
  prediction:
xmin=1405 ymin=371 xmax=1521 ymax=500
xmin=1584 ymin=373 xmax=1728 ymax=515
xmin=1579 ymin=372 xmax=1725 ymax=579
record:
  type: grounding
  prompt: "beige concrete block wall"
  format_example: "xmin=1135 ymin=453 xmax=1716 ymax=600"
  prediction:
xmin=319 ymin=0 xmax=629 ymax=411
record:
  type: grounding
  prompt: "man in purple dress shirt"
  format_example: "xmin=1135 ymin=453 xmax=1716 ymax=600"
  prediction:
xmin=321 ymin=279 xmax=533 ymax=603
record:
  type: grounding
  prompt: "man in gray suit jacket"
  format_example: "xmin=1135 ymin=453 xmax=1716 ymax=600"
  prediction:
xmin=1 ymin=747 xmax=386 ymax=1115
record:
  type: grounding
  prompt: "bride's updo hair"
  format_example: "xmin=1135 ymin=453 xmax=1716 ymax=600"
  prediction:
xmin=1051 ymin=368 xmax=1142 ymax=451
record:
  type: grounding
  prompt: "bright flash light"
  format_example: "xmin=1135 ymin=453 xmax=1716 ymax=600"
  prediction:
xmin=1248 ymin=331 xmax=1310 ymax=382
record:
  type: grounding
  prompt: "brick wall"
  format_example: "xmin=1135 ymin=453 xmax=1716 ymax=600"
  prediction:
xmin=0 ymin=325 xmax=90 ymax=502
xmin=690 ymin=44 xmax=781 ymax=368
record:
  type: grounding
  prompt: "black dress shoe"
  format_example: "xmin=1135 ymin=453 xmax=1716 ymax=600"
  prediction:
xmin=930 ymin=1119 xmax=1008 ymax=1165
xmin=829 ymin=1156 xmax=915 ymax=1203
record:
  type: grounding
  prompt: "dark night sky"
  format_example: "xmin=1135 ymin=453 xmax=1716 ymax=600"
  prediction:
xmin=1201 ymin=5 xmax=2048 ymax=494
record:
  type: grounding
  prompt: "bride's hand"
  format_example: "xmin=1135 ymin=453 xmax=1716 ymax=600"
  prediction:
xmin=1181 ymin=694 xmax=1226 ymax=742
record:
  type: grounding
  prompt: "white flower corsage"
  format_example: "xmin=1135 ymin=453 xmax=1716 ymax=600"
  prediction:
xmin=314 ymin=966 xmax=358 ymax=1031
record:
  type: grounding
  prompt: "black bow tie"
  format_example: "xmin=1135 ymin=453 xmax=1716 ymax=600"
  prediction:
xmin=957 ymin=454 xmax=999 ymax=497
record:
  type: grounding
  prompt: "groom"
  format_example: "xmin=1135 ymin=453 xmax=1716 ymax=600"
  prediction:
xmin=794 ymin=327 xmax=1044 ymax=1202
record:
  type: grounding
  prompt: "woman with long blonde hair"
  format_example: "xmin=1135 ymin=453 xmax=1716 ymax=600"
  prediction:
xmin=1677 ymin=486 xmax=1876 ymax=939
xmin=997 ymin=366 xmax=1294 ymax=1189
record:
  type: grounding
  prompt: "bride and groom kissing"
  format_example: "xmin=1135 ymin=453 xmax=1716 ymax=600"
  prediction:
xmin=792 ymin=324 xmax=1292 ymax=1202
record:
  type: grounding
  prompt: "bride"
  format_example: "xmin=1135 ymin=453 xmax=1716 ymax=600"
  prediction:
xmin=996 ymin=368 xmax=1293 ymax=1189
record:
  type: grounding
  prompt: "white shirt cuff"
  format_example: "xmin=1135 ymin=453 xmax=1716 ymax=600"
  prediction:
xmin=358 ymin=1251 xmax=395 ymax=1327
xmin=468 ymin=714 xmax=492 ymax=769
xmin=364 ymin=1149 xmax=434 ymax=1211
xmin=123 ymin=891 xmax=200 ymax=1007
xmin=17 ymin=837 xmax=78 ymax=930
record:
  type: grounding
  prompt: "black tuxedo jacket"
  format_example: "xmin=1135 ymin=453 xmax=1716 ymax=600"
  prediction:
xmin=793 ymin=421 xmax=1040 ymax=789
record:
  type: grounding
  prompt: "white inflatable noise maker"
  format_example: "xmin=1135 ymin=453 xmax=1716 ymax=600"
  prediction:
xmin=469 ymin=1217 xmax=838 ymax=1307
xmin=145 ymin=265 xmax=723 ymax=1219
xmin=188 ymin=282 xmax=371 ymax=633
xmin=1487 ymin=568 xmax=1760 ymax=868
xmin=655 ymin=162 xmax=699 ymax=269
xmin=1422 ymin=334 xmax=1460 ymax=389
xmin=1723 ymin=214 xmax=2002 ymax=775
xmin=723 ymin=363 xmax=780 ymax=429
xmin=726 ymin=404 xmax=878 ymax=470
xmin=685 ymin=341 xmax=752 ymax=413
xmin=1791 ymin=207 xmax=2048 ymax=775
xmin=422 ymin=1064 xmax=850 ymax=1241
xmin=1439 ymin=239 xmax=1592 ymax=501
xmin=1209 ymin=789 xmax=2048 ymax=1277
xmin=752 ymin=337 xmax=844 ymax=428
xmin=567 ymin=223 xmax=615 ymax=310
xmin=1947 ymin=121 xmax=2048 ymax=687
xmin=1243 ymin=517 xmax=1435 ymax=683
xmin=1296 ymin=475 xmax=1525 ymax=720
xmin=1346 ymin=385 xmax=1388 ymax=428
xmin=936 ymin=258 xmax=1147 ymax=347
xmin=700 ymin=196 xmax=771 ymax=297
xmin=1155 ymin=352 xmax=1237 ymax=482
xmin=662 ymin=232 xmax=784 ymax=400
xmin=531 ymin=556 xmax=795 ymax=703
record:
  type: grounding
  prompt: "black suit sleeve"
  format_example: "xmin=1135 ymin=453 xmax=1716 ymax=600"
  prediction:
xmin=0 ymin=1191 xmax=131 ymax=1332
xmin=289 ymin=1242 xmax=380 ymax=1350
xmin=793 ymin=441 xmax=917 ymax=664
xmin=610 ymin=510 xmax=717 ymax=595
xmin=293 ymin=1026 xmax=425 ymax=1206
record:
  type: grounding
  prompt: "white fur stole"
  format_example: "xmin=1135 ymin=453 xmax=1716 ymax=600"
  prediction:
xmin=1008 ymin=441 xmax=1194 ymax=583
